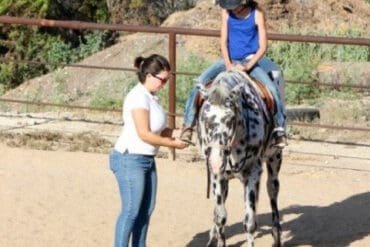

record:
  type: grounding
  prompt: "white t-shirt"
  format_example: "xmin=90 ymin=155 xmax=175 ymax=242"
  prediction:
xmin=114 ymin=83 xmax=167 ymax=155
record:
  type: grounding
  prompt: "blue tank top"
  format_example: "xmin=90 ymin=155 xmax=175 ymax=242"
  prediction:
xmin=228 ymin=8 xmax=259 ymax=60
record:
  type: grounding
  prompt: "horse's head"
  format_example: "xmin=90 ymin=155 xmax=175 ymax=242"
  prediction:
xmin=197 ymin=70 xmax=247 ymax=174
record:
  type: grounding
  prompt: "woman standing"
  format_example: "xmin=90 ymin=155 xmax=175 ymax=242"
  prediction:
xmin=109 ymin=54 xmax=188 ymax=247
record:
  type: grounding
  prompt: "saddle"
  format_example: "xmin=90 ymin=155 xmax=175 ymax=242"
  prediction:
xmin=196 ymin=78 xmax=275 ymax=116
xmin=250 ymin=78 xmax=275 ymax=115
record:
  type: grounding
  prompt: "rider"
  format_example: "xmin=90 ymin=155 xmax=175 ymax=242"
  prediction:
xmin=180 ymin=0 xmax=287 ymax=148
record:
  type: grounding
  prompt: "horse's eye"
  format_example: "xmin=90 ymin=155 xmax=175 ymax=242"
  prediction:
xmin=225 ymin=101 xmax=232 ymax=108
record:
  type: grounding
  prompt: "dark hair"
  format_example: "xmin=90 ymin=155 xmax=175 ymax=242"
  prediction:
xmin=220 ymin=0 xmax=257 ymax=10
xmin=241 ymin=1 xmax=258 ymax=9
xmin=134 ymin=54 xmax=171 ymax=83
xmin=247 ymin=0 xmax=257 ymax=8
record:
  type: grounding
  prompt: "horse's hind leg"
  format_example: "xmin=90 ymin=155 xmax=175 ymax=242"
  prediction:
xmin=207 ymin=175 xmax=229 ymax=247
xmin=243 ymin=161 xmax=262 ymax=247
xmin=266 ymin=150 xmax=282 ymax=247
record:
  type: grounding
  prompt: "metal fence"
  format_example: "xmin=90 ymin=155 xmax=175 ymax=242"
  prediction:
xmin=1 ymin=16 xmax=370 ymax=134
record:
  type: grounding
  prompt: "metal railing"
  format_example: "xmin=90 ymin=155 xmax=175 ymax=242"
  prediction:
xmin=1 ymin=15 xmax=370 ymax=134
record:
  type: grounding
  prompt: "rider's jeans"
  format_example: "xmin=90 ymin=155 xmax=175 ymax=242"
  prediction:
xmin=183 ymin=57 xmax=286 ymax=133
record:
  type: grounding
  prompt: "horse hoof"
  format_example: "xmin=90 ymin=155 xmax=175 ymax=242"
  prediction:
xmin=272 ymin=243 xmax=282 ymax=247
xmin=206 ymin=238 xmax=215 ymax=247
xmin=206 ymin=238 xmax=225 ymax=247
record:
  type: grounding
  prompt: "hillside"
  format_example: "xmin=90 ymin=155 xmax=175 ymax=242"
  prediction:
xmin=3 ymin=0 xmax=369 ymax=106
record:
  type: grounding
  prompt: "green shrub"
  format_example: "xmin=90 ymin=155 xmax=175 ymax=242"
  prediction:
xmin=267 ymin=27 xmax=370 ymax=104
xmin=0 ymin=64 xmax=12 ymax=88
xmin=46 ymin=37 xmax=74 ymax=67
xmin=78 ymin=31 xmax=111 ymax=59
xmin=158 ymin=53 xmax=211 ymax=112
xmin=0 ymin=0 xmax=112 ymax=89
xmin=89 ymin=76 xmax=135 ymax=109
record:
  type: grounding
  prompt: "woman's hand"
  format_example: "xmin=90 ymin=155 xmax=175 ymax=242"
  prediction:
xmin=225 ymin=62 xmax=234 ymax=70
xmin=233 ymin=63 xmax=252 ymax=72
xmin=172 ymin=138 xmax=189 ymax=149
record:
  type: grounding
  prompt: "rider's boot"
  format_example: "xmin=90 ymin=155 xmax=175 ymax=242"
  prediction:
xmin=272 ymin=127 xmax=287 ymax=149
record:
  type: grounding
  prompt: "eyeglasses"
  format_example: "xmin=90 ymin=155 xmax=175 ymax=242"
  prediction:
xmin=152 ymin=74 xmax=169 ymax=84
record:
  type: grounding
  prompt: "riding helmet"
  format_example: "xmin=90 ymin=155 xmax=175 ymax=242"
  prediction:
xmin=219 ymin=0 xmax=248 ymax=10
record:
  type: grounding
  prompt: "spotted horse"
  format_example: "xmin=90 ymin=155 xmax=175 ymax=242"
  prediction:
xmin=196 ymin=69 xmax=283 ymax=247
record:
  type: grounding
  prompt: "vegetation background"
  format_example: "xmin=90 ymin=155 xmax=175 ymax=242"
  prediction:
xmin=0 ymin=0 xmax=197 ymax=90
xmin=0 ymin=0 xmax=369 ymax=147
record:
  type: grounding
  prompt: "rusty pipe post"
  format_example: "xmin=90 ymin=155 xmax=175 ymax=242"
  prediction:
xmin=168 ymin=31 xmax=177 ymax=160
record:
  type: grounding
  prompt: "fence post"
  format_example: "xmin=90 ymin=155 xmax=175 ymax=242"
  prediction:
xmin=168 ymin=31 xmax=177 ymax=160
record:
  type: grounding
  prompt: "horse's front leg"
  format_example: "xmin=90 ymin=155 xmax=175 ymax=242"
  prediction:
xmin=266 ymin=150 xmax=283 ymax=247
xmin=207 ymin=174 xmax=229 ymax=247
xmin=242 ymin=160 xmax=262 ymax=247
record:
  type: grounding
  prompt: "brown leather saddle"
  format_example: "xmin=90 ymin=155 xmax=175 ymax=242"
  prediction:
xmin=196 ymin=79 xmax=275 ymax=115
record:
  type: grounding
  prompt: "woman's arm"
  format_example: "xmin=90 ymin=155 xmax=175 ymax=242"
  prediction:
xmin=132 ymin=108 xmax=187 ymax=149
xmin=220 ymin=9 xmax=233 ymax=70
xmin=160 ymin=127 xmax=173 ymax=137
xmin=244 ymin=8 xmax=268 ymax=71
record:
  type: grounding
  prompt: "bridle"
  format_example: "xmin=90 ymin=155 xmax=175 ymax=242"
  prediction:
xmin=204 ymin=102 xmax=238 ymax=199
xmin=205 ymin=102 xmax=238 ymax=153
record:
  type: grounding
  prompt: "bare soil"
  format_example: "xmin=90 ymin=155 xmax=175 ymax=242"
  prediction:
xmin=1 ymin=142 xmax=369 ymax=247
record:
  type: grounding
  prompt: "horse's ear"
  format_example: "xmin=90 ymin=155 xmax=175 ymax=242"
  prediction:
xmin=196 ymin=83 xmax=209 ymax=99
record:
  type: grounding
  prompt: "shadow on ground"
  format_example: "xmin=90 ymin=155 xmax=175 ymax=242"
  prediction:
xmin=186 ymin=192 xmax=370 ymax=247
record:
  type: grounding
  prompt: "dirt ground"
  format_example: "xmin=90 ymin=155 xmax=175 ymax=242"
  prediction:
xmin=1 ymin=139 xmax=370 ymax=247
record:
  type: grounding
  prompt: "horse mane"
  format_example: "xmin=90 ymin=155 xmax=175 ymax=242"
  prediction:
xmin=207 ymin=79 xmax=231 ymax=106
xmin=207 ymin=70 xmax=248 ymax=106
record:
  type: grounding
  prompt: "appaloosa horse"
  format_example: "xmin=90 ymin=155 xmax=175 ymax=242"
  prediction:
xmin=196 ymin=69 xmax=282 ymax=247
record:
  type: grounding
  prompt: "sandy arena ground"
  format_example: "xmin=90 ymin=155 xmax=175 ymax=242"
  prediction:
xmin=1 ymin=141 xmax=370 ymax=247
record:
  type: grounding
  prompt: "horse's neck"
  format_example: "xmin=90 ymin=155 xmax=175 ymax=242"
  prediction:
xmin=243 ymin=83 xmax=261 ymax=110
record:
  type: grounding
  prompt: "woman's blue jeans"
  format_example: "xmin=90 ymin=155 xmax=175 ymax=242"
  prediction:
xmin=183 ymin=57 xmax=286 ymax=133
xmin=109 ymin=150 xmax=157 ymax=247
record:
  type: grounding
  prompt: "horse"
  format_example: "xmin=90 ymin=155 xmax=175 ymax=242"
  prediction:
xmin=196 ymin=69 xmax=283 ymax=247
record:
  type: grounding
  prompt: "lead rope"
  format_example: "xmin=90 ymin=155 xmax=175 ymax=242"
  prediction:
xmin=206 ymin=157 xmax=210 ymax=199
